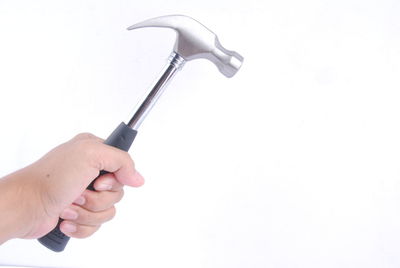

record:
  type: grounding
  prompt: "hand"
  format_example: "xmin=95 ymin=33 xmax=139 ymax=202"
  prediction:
xmin=0 ymin=133 xmax=144 ymax=244
xmin=59 ymin=173 xmax=127 ymax=238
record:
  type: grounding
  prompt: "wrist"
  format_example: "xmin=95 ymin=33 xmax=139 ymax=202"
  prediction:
xmin=0 ymin=175 xmax=27 ymax=243
xmin=0 ymin=168 xmax=46 ymax=243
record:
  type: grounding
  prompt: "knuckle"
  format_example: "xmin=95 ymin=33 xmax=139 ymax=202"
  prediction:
xmin=74 ymin=133 xmax=96 ymax=140
xmin=74 ymin=231 xmax=91 ymax=239
xmin=74 ymin=225 xmax=100 ymax=239
xmin=120 ymin=151 xmax=134 ymax=167
xmin=108 ymin=206 xmax=116 ymax=221
xmin=73 ymin=139 xmax=95 ymax=155
xmin=85 ymin=198 xmax=101 ymax=212
xmin=128 ymin=155 xmax=135 ymax=169
xmin=85 ymin=191 xmax=114 ymax=212
xmin=76 ymin=140 xmax=103 ymax=170
xmin=78 ymin=209 xmax=93 ymax=224
xmin=83 ymin=192 xmax=98 ymax=211
xmin=117 ymin=189 xmax=124 ymax=203
xmin=78 ymin=206 xmax=116 ymax=225
xmin=78 ymin=208 xmax=99 ymax=225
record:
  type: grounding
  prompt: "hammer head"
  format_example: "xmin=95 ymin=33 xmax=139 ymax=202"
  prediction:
xmin=127 ymin=15 xmax=243 ymax=78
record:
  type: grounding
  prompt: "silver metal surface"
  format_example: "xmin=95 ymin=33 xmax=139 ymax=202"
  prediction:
xmin=126 ymin=15 xmax=244 ymax=130
xmin=127 ymin=15 xmax=244 ymax=78
xmin=127 ymin=52 xmax=185 ymax=130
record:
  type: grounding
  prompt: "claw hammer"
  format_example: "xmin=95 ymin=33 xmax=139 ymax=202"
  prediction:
xmin=38 ymin=14 xmax=244 ymax=252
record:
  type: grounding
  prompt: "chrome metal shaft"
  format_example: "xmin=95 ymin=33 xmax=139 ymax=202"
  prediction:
xmin=127 ymin=52 xmax=185 ymax=130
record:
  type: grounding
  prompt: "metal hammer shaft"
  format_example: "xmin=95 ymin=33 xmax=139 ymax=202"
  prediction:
xmin=127 ymin=52 xmax=185 ymax=130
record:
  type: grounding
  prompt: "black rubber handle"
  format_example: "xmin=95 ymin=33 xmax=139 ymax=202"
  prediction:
xmin=38 ymin=122 xmax=137 ymax=252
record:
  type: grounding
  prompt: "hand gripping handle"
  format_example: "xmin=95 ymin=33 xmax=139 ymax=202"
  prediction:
xmin=38 ymin=122 xmax=137 ymax=252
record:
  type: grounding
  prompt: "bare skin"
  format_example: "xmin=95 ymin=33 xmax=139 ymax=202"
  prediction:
xmin=0 ymin=133 xmax=144 ymax=244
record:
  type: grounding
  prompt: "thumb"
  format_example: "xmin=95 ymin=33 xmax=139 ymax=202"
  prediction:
xmin=127 ymin=170 xmax=145 ymax=187
xmin=90 ymin=143 xmax=144 ymax=187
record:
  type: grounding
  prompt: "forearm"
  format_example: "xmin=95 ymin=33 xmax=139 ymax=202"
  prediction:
xmin=0 ymin=170 xmax=35 ymax=244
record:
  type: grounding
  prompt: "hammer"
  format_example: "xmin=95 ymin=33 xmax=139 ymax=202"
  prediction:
xmin=38 ymin=14 xmax=244 ymax=252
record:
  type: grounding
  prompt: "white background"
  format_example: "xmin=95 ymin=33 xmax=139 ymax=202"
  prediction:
xmin=0 ymin=0 xmax=400 ymax=267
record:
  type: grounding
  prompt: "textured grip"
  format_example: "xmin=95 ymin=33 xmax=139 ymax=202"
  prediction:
xmin=38 ymin=122 xmax=137 ymax=252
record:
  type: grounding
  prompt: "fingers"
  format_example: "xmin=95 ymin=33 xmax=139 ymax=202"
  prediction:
xmin=59 ymin=221 xmax=100 ymax=239
xmin=62 ymin=205 xmax=116 ymax=225
xmin=93 ymin=173 xmax=124 ymax=192
xmin=77 ymin=188 xmax=124 ymax=212
xmin=75 ymin=136 xmax=145 ymax=188
xmin=92 ymin=146 xmax=145 ymax=187
xmin=60 ymin=205 xmax=116 ymax=237
xmin=60 ymin=174 xmax=123 ymax=238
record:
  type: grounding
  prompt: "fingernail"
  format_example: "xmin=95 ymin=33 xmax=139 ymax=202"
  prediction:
xmin=74 ymin=195 xmax=86 ymax=206
xmin=96 ymin=182 xmax=113 ymax=191
xmin=61 ymin=208 xmax=78 ymax=220
xmin=62 ymin=222 xmax=77 ymax=233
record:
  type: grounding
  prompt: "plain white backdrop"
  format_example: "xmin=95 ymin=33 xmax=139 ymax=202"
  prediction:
xmin=1 ymin=0 xmax=400 ymax=267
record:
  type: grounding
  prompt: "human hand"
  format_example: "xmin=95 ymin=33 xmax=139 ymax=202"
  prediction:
xmin=0 ymin=133 xmax=144 ymax=244
xmin=58 ymin=173 xmax=129 ymax=238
